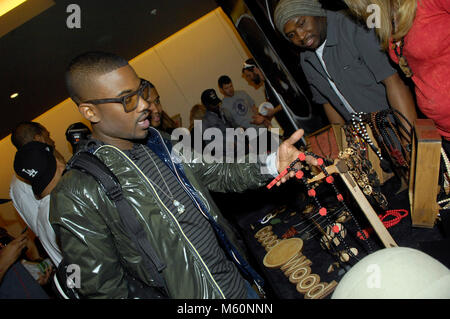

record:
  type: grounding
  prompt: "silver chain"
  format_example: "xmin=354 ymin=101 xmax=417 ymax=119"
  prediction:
xmin=140 ymin=144 xmax=185 ymax=214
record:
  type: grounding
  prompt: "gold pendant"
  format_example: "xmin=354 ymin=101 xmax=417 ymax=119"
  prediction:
xmin=398 ymin=57 xmax=413 ymax=78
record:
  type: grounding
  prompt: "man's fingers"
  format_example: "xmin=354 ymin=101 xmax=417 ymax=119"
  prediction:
xmin=285 ymin=129 xmax=304 ymax=146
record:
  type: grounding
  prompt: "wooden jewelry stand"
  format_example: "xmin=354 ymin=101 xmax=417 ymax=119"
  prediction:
xmin=306 ymin=124 xmax=344 ymax=160
xmin=408 ymin=119 xmax=442 ymax=228
xmin=308 ymin=160 xmax=398 ymax=248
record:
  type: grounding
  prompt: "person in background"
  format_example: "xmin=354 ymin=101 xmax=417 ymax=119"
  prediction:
xmin=189 ymin=104 xmax=207 ymax=133
xmin=242 ymin=58 xmax=295 ymax=137
xmin=273 ymin=0 xmax=417 ymax=130
xmin=0 ymin=229 xmax=50 ymax=298
xmin=199 ymin=88 xmax=236 ymax=157
xmin=146 ymin=83 xmax=163 ymax=129
xmin=200 ymin=89 xmax=232 ymax=134
xmin=146 ymin=84 xmax=178 ymax=135
xmin=189 ymin=103 xmax=208 ymax=154
xmin=218 ymin=75 xmax=270 ymax=130
xmin=9 ymin=122 xmax=66 ymax=246
xmin=343 ymin=0 xmax=450 ymax=153
xmin=13 ymin=141 xmax=65 ymax=267
xmin=65 ymin=122 xmax=92 ymax=154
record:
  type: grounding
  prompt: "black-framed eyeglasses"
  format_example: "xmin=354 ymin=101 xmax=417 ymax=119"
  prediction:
xmin=83 ymin=78 xmax=153 ymax=113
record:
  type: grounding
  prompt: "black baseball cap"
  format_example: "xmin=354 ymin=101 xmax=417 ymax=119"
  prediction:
xmin=14 ymin=141 xmax=56 ymax=197
xmin=201 ymin=89 xmax=221 ymax=107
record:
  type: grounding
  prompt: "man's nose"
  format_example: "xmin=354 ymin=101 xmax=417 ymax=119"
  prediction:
xmin=136 ymin=95 xmax=150 ymax=112
xmin=297 ymin=29 xmax=307 ymax=43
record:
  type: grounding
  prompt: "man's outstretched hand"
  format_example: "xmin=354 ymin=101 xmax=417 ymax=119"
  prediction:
xmin=275 ymin=129 xmax=318 ymax=186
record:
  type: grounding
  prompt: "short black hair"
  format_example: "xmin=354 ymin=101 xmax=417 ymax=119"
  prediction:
xmin=11 ymin=122 xmax=46 ymax=149
xmin=65 ymin=51 xmax=129 ymax=105
xmin=218 ymin=75 xmax=232 ymax=89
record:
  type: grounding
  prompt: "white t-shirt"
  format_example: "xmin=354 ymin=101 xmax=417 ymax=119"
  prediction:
xmin=36 ymin=195 xmax=62 ymax=266
xmin=10 ymin=175 xmax=40 ymax=233
xmin=10 ymin=175 xmax=62 ymax=266
xmin=315 ymin=40 xmax=356 ymax=115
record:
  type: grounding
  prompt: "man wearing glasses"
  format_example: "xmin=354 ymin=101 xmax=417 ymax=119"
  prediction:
xmin=50 ymin=51 xmax=315 ymax=299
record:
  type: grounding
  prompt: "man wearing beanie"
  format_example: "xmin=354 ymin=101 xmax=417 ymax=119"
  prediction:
xmin=273 ymin=0 xmax=416 ymax=127
xmin=14 ymin=141 xmax=64 ymax=266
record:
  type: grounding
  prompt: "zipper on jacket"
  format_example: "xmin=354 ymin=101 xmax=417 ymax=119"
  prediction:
xmin=95 ymin=145 xmax=226 ymax=299
xmin=152 ymin=129 xmax=246 ymax=270
xmin=154 ymin=129 xmax=266 ymax=296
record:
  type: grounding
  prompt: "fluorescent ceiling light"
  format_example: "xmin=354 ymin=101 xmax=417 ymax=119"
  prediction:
xmin=0 ymin=0 xmax=27 ymax=17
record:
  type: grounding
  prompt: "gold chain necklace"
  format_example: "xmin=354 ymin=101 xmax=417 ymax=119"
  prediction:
xmin=392 ymin=39 xmax=413 ymax=77
xmin=392 ymin=12 xmax=413 ymax=78
xmin=140 ymin=144 xmax=185 ymax=214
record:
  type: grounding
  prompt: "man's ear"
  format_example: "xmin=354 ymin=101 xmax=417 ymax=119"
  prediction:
xmin=78 ymin=103 xmax=100 ymax=123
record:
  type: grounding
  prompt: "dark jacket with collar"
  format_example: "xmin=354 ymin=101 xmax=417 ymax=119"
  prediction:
xmin=202 ymin=109 xmax=231 ymax=134
xmin=49 ymin=128 xmax=269 ymax=298
xmin=300 ymin=10 xmax=396 ymax=121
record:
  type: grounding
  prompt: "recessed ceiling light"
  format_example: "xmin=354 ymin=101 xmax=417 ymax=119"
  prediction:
xmin=10 ymin=92 xmax=19 ymax=99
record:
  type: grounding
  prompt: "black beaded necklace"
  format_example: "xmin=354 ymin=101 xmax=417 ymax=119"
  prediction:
xmin=366 ymin=109 xmax=412 ymax=171
xmin=351 ymin=112 xmax=383 ymax=161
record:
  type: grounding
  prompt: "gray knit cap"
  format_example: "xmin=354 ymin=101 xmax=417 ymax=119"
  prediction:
xmin=274 ymin=0 xmax=326 ymax=34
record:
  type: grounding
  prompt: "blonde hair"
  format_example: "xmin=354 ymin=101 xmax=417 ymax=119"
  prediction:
xmin=189 ymin=104 xmax=207 ymax=131
xmin=344 ymin=0 xmax=417 ymax=50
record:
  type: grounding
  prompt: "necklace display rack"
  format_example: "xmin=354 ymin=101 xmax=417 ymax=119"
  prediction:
xmin=267 ymin=151 xmax=398 ymax=250
xmin=338 ymin=142 xmax=388 ymax=211
xmin=350 ymin=110 xmax=412 ymax=184
xmin=252 ymin=150 xmax=403 ymax=298
xmin=256 ymin=151 xmax=399 ymax=298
